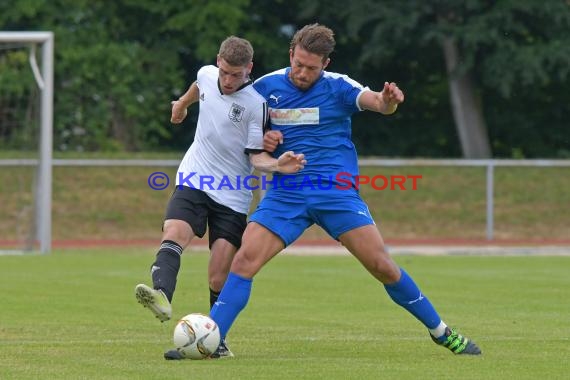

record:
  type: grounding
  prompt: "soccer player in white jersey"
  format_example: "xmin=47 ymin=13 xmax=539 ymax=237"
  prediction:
xmin=134 ymin=36 xmax=305 ymax=359
xmin=209 ymin=24 xmax=481 ymax=356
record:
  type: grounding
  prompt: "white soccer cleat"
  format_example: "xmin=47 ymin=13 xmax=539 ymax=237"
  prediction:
xmin=135 ymin=283 xmax=172 ymax=322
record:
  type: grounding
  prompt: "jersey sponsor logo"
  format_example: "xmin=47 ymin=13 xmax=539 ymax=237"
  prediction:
xmin=269 ymin=107 xmax=319 ymax=125
xmin=200 ymin=92 xmax=205 ymax=101
xmin=229 ymin=102 xmax=245 ymax=122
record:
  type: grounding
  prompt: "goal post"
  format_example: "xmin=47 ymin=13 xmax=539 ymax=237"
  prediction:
xmin=0 ymin=31 xmax=53 ymax=254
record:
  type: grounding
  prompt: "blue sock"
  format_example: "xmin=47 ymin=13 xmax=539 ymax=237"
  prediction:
xmin=384 ymin=268 xmax=441 ymax=329
xmin=210 ymin=272 xmax=252 ymax=338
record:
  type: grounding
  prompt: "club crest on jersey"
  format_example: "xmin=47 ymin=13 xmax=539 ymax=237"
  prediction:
xmin=229 ymin=103 xmax=245 ymax=122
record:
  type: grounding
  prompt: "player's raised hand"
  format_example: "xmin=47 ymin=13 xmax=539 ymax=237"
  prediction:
xmin=170 ymin=100 xmax=188 ymax=124
xmin=381 ymin=82 xmax=404 ymax=106
xmin=276 ymin=151 xmax=306 ymax=173
xmin=263 ymin=130 xmax=283 ymax=152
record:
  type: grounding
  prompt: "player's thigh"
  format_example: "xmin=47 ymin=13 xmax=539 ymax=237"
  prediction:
xmin=230 ymin=222 xmax=285 ymax=278
xmin=163 ymin=187 xmax=209 ymax=245
xmin=162 ymin=219 xmax=195 ymax=247
xmin=308 ymin=190 xmax=375 ymax=240
xmin=249 ymin=189 xmax=312 ymax=247
xmin=206 ymin=202 xmax=245 ymax=283
xmin=209 ymin=239 xmax=238 ymax=289
xmin=209 ymin=239 xmax=238 ymax=271
xmin=310 ymin=191 xmax=400 ymax=283
xmin=206 ymin=199 xmax=247 ymax=250
xmin=338 ymin=225 xmax=400 ymax=283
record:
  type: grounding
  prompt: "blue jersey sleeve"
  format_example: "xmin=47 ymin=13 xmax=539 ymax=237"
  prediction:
xmin=252 ymin=80 xmax=267 ymax=99
xmin=329 ymin=74 xmax=365 ymax=114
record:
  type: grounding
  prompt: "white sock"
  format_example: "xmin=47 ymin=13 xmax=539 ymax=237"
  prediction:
xmin=429 ymin=321 xmax=448 ymax=339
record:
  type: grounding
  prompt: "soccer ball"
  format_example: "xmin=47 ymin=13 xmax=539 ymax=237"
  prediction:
xmin=173 ymin=313 xmax=221 ymax=359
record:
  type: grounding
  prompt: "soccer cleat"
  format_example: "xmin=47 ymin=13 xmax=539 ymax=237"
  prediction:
xmin=431 ymin=327 xmax=482 ymax=355
xmin=134 ymin=283 xmax=172 ymax=322
xmin=164 ymin=349 xmax=184 ymax=360
xmin=163 ymin=340 xmax=234 ymax=360
xmin=209 ymin=339 xmax=234 ymax=359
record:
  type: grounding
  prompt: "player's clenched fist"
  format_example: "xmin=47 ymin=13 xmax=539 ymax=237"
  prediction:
xmin=170 ymin=100 xmax=188 ymax=124
xmin=263 ymin=130 xmax=283 ymax=152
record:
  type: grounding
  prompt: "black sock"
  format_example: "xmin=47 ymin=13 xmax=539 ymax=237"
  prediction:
xmin=209 ymin=287 xmax=221 ymax=310
xmin=151 ymin=240 xmax=183 ymax=302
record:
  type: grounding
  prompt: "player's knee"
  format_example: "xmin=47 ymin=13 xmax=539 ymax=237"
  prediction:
xmin=208 ymin=276 xmax=226 ymax=292
xmin=230 ymin=250 xmax=259 ymax=278
xmin=381 ymin=264 xmax=402 ymax=284
xmin=366 ymin=254 xmax=400 ymax=283
xmin=162 ymin=221 xmax=193 ymax=247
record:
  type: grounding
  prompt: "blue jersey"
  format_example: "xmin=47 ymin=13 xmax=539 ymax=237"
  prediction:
xmin=253 ymin=68 xmax=367 ymax=190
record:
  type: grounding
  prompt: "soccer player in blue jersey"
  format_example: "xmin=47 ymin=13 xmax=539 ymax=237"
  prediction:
xmin=209 ymin=23 xmax=481 ymax=356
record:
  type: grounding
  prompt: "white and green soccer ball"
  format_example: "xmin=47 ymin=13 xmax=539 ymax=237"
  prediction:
xmin=173 ymin=313 xmax=221 ymax=359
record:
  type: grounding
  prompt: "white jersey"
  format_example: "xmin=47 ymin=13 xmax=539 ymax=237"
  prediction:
xmin=176 ymin=65 xmax=267 ymax=214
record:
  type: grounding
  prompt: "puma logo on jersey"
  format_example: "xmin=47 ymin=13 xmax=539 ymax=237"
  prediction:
xmin=269 ymin=94 xmax=282 ymax=104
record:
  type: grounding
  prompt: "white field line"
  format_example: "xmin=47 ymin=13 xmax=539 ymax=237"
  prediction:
xmin=280 ymin=245 xmax=570 ymax=256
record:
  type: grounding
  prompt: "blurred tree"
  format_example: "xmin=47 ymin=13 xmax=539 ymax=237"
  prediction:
xmin=1 ymin=0 xmax=568 ymax=157
xmin=299 ymin=0 xmax=570 ymax=158
xmin=0 ymin=0 xmax=184 ymax=151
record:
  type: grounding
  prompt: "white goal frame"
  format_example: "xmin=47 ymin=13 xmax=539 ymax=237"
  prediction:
xmin=0 ymin=32 xmax=54 ymax=254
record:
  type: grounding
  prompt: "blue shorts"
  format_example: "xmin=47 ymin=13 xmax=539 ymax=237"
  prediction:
xmin=250 ymin=188 xmax=375 ymax=246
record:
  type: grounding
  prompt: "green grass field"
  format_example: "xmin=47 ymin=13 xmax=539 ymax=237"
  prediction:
xmin=1 ymin=249 xmax=568 ymax=379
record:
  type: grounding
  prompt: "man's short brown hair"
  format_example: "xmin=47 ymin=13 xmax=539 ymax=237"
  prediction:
xmin=218 ymin=36 xmax=254 ymax=67
xmin=290 ymin=23 xmax=335 ymax=62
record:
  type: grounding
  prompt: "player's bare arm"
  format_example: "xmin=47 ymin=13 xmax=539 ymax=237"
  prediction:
xmin=249 ymin=151 xmax=306 ymax=174
xmin=358 ymin=82 xmax=404 ymax=115
xmin=171 ymin=81 xmax=200 ymax=124
xmin=263 ymin=130 xmax=284 ymax=153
